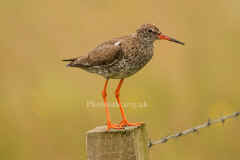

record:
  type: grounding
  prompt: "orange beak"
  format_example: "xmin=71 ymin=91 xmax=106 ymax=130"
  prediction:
xmin=158 ymin=34 xmax=184 ymax=45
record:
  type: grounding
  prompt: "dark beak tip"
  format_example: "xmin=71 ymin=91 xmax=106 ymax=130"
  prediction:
xmin=175 ymin=40 xmax=185 ymax=46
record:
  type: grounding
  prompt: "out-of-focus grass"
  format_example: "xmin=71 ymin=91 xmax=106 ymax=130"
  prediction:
xmin=0 ymin=0 xmax=240 ymax=160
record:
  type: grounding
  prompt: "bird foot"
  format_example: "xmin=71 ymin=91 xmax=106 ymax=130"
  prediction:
xmin=107 ymin=122 xmax=124 ymax=130
xmin=119 ymin=120 xmax=143 ymax=127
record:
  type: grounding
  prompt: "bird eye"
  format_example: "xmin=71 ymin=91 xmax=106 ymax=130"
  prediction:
xmin=148 ymin=29 xmax=153 ymax=33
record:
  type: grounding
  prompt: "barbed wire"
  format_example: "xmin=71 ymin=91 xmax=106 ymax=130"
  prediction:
xmin=148 ymin=111 xmax=240 ymax=148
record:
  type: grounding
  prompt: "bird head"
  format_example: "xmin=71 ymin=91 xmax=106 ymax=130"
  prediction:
xmin=136 ymin=24 xmax=184 ymax=45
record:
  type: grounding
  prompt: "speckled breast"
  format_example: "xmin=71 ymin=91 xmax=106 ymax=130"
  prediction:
xmin=108 ymin=45 xmax=154 ymax=79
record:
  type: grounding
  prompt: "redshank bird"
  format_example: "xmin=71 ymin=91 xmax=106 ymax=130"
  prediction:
xmin=62 ymin=24 xmax=184 ymax=130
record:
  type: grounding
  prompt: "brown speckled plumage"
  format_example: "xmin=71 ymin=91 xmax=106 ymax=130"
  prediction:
xmin=63 ymin=24 xmax=162 ymax=79
xmin=62 ymin=24 xmax=184 ymax=130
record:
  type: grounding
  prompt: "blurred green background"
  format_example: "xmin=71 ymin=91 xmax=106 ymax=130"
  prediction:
xmin=1 ymin=0 xmax=239 ymax=159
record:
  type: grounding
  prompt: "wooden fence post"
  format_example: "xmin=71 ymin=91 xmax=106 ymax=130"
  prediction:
xmin=86 ymin=123 xmax=149 ymax=160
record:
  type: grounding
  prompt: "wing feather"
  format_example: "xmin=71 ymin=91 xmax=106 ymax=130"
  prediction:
xmin=68 ymin=40 xmax=123 ymax=67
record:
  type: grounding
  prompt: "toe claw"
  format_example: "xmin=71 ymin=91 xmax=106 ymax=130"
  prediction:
xmin=119 ymin=120 xmax=143 ymax=127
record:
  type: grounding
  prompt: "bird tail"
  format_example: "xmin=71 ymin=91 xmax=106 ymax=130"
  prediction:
xmin=62 ymin=58 xmax=77 ymax=62
xmin=62 ymin=56 xmax=89 ymax=68
xmin=62 ymin=58 xmax=78 ymax=67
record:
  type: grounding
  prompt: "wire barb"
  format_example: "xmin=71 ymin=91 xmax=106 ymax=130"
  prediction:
xmin=149 ymin=111 xmax=240 ymax=148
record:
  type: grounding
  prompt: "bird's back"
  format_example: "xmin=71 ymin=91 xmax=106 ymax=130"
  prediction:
xmin=62 ymin=34 xmax=154 ymax=79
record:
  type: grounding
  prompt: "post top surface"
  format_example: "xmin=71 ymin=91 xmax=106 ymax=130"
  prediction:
xmin=87 ymin=123 xmax=145 ymax=134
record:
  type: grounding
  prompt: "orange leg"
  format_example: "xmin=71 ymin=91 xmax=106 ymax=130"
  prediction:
xmin=115 ymin=79 xmax=143 ymax=127
xmin=102 ymin=79 xmax=123 ymax=130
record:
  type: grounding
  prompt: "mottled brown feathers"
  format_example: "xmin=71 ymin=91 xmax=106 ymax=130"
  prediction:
xmin=63 ymin=24 xmax=160 ymax=79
